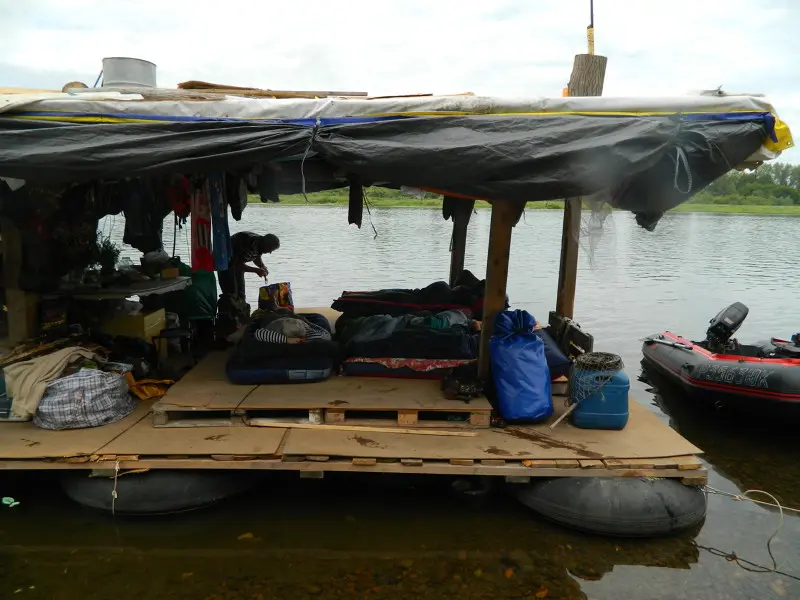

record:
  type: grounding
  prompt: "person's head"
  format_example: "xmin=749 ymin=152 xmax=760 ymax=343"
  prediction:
xmin=259 ymin=234 xmax=280 ymax=254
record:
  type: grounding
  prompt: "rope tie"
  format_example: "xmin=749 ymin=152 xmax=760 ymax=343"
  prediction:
xmin=300 ymin=117 xmax=322 ymax=203
xmin=672 ymin=146 xmax=693 ymax=194
xmin=699 ymin=485 xmax=800 ymax=581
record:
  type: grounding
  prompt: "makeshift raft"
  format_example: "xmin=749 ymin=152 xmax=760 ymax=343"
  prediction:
xmin=0 ymin=335 xmax=705 ymax=484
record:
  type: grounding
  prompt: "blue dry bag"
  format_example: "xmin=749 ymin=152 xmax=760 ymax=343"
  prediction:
xmin=489 ymin=309 xmax=553 ymax=423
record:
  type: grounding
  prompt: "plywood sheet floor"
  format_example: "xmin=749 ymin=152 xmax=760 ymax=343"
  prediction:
xmin=0 ymin=321 xmax=702 ymax=466
xmin=0 ymin=396 xmax=700 ymax=463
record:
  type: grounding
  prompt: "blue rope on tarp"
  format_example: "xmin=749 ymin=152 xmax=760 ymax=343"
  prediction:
xmin=5 ymin=111 xmax=778 ymax=142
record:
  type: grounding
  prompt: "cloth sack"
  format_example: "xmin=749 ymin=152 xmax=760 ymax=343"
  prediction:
xmin=489 ymin=309 xmax=553 ymax=423
xmin=33 ymin=368 xmax=136 ymax=430
xmin=6 ymin=346 xmax=98 ymax=419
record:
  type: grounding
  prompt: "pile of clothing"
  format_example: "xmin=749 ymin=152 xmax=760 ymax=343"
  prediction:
xmin=4 ymin=346 xmax=136 ymax=430
xmin=331 ymin=269 xmax=502 ymax=322
xmin=330 ymin=273 xmax=499 ymax=379
xmin=337 ymin=309 xmax=478 ymax=360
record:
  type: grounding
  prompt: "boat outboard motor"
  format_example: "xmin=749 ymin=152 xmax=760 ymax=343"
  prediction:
xmin=702 ymin=302 xmax=749 ymax=352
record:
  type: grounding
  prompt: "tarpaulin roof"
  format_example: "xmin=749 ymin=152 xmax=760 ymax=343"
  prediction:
xmin=0 ymin=90 xmax=793 ymax=230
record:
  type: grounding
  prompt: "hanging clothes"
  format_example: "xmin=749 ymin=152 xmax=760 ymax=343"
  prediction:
xmin=122 ymin=178 xmax=166 ymax=253
xmin=208 ymin=171 xmax=232 ymax=271
xmin=225 ymin=172 xmax=248 ymax=221
xmin=168 ymin=174 xmax=191 ymax=221
xmin=190 ymin=177 xmax=214 ymax=272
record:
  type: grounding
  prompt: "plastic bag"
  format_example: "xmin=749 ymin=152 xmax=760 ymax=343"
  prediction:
xmin=489 ymin=309 xmax=553 ymax=422
xmin=34 ymin=368 xmax=135 ymax=430
xmin=258 ymin=282 xmax=294 ymax=312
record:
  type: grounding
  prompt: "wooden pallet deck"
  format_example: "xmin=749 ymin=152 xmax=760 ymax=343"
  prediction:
xmin=0 ymin=316 xmax=706 ymax=483
xmin=151 ymin=352 xmax=493 ymax=429
xmin=0 ymin=386 xmax=706 ymax=484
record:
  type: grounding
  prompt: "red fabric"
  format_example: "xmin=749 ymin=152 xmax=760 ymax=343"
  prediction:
xmin=343 ymin=357 xmax=475 ymax=372
xmin=168 ymin=175 xmax=191 ymax=219
xmin=190 ymin=179 xmax=214 ymax=272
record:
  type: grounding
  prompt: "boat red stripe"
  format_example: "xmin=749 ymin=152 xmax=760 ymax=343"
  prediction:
xmin=643 ymin=346 xmax=800 ymax=402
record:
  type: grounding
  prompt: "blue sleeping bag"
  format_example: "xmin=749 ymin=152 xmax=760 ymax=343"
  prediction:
xmin=489 ymin=310 xmax=553 ymax=423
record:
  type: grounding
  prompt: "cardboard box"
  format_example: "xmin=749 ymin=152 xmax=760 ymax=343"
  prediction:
xmin=100 ymin=308 xmax=166 ymax=343
xmin=161 ymin=267 xmax=179 ymax=280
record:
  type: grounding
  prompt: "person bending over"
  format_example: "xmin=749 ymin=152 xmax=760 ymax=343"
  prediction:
xmin=218 ymin=232 xmax=280 ymax=301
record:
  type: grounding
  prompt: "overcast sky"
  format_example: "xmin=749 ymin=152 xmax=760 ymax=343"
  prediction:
xmin=1 ymin=0 xmax=797 ymax=162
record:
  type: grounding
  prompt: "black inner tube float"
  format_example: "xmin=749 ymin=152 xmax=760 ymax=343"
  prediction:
xmin=512 ymin=477 xmax=707 ymax=538
xmin=60 ymin=469 xmax=266 ymax=515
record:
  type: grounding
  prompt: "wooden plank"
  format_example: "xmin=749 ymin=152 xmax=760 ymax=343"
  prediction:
xmin=0 ymin=457 xmax=705 ymax=485
xmin=325 ymin=409 xmax=346 ymax=423
xmin=478 ymin=201 xmax=524 ymax=380
xmin=306 ymin=455 xmax=330 ymax=462
xmin=1 ymin=219 xmax=38 ymax=343
xmin=556 ymin=459 xmax=581 ymax=469
xmin=352 ymin=457 xmax=377 ymax=466
xmin=447 ymin=198 xmax=475 ymax=286
xmin=681 ymin=474 xmax=708 ymax=486
xmin=282 ymin=455 xmax=306 ymax=463
xmin=319 ymin=416 xmax=483 ymax=430
xmin=450 ymin=459 xmax=474 ymax=466
xmin=247 ymin=419 xmax=477 ymax=437
xmin=677 ymin=456 xmax=703 ymax=470
xmin=603 ymin=458 xmax=636 ymax=469
xmin=522 ymin=459 xmax=557 ymax=469
xmin=468 ymin=412 xmax=492 ymax=427
xmin=401 ymin=458 xmax=423 ymax=467
xmin=211 ymin=455 xmax=259 ymax=461
xmin=617 ymin=458 xmax=656 ymax=469
xmin=0 ymin=456 xmax=707 ymax=482
xmin=578 ymin=459 xmax=605 ymax=469
xmin=480 ymin=459 xmax=506 ymax=466
xmin=554 ymin=53 xmax=607 ymax=319
xmin=397 ymin=410 xmax=418 ymax=426
xmin=243 ymin=376 xmax=492 ymax=412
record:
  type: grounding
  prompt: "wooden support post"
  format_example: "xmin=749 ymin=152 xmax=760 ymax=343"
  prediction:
xmin=1 ymin=219 xmax=38 ymax=343
xmin=477 ymin=201 xmax=523 ymax=381
xmin=448 ymin=198 xmax=474 ymax=286
xmin=554 ymin=53 xmax=608 ymax=320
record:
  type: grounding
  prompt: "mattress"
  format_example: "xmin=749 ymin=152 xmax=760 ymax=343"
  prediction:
xmin=226 ymin=312 xmax=340 ymax=384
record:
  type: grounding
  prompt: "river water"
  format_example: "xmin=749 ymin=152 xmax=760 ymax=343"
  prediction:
xmin=2 ymin=206 xmax=799 ymax=600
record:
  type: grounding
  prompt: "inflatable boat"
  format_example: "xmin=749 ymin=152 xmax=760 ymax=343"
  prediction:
xmin=642 ymin=302 xmax=800 ymax=418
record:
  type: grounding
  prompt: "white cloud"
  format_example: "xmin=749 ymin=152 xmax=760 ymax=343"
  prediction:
xmin=1 ymin=0 xmax=797 ymax=161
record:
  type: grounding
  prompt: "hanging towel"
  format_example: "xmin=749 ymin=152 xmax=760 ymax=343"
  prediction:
xmin=5 ymin=346 xmax=99 ymax=420
xmin=190 ymin=177 xmax=214 ymax=272
xmin=208 ymin=172 xmax=233 ymax=271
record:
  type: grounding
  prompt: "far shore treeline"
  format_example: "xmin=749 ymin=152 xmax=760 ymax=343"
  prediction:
xmin=250 ymin=161 xmax=800 ymax=215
